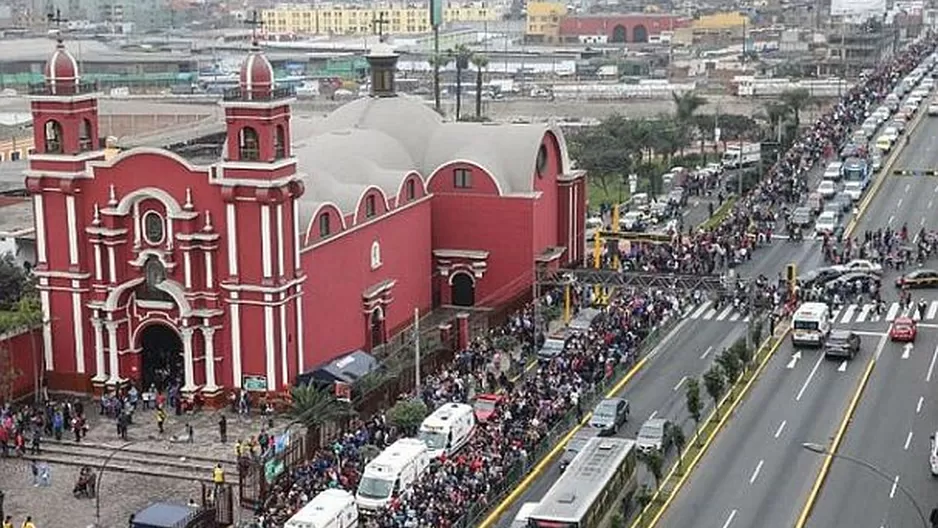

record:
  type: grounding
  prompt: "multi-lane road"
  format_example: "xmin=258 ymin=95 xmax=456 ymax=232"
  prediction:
xmin=658 ymin=104 xmax=938 ymax=528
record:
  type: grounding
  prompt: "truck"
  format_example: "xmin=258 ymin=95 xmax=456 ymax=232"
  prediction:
xmin=721 ymin=142 xmax=761 ymax=169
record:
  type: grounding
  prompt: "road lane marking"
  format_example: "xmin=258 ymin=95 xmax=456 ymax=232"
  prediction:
xmin=722 ymin=509 xmax=737 ymax=528
xmin=838 ymin=360 xmax=848 ymax=372
xmin=703 ymin=306 xmax=718 ymax=319
xmin=905 ymin=183 xmax=911 ymax=193
xmin=749 ymin=460 xmax=764 ymax=484
xmin=775 ymin=420 xmax=787 ymax=439
xmin=716 ymin=305 xmax=734 ymax=321
xmin=857 ymin=304 xmax=873 ymax=322
xmin=928 ymin=344 xmax=938 ymax=382
xmin=922 ymin=217 xmax=928 ymax=227
xmin=918 ymin=396 xmax=924 ymax=413
xmin=690 ymin=302 xmax=711 ymax=319
xmin=897 ymin=198 xmax=903 ymax=208
xmin=928 ymin=301 xmax=938 ymax=320
xmin=649 ymin=410 xmax=658 ymax=421
xmin=853 ymin=330 xmax=888 ymax=337
xmin=930 ymin=199 xmax=935 ymax=209
xmin=886 ymin=302 xmax=901 ymax=321
xmin=831 ymin=307 xmax=842 ymax=321
xmin=840 ymin=305 xmax=857 ymax=323
xmin=889 ymin=475 xmax=899 ymax=499
xmin=701 ymin=346 xmax=714 ymax=359
xmin=673 ymin=376 xmax=688 ymax=392
xmin=889 ymin=214 xmax=895 ymax=225
xmin=904 ymin=431 xmax=913 ymax=451
xmin=796 ymin=354 xmax=825 ymax=402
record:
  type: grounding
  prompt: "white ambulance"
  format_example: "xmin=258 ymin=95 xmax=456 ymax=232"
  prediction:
xmin=355 ymin=438 xmax=430 ymax=512
xmin=417 ymin=402 xmax=476 ymax=458
xmin=284 ymin=489 xmax=358 ymax=528
xmin=792 ymin=302 xmax=831 ymax=347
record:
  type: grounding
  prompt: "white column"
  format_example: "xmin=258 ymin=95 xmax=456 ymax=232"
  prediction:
xmin=276 ymin=203 xmax=285 ymax=277
xmin=292 ymin=198 xmax=301 ymax=271
xmin=201 ymin=326 xmax=218 ymax=392
xmin=93 ymin=243 xmax=103 ymax=281
xmin=106 ymin=321 xmax=120 ymax=384
xmin=261 ymin=205 xmax=272 ymax=278
xmin=295 ymin=284 xmax=305 ymax=375
xmin=264 ymin=301 xmax=276 ymax=390
xmin=230 ymin=293 xmax=242 ymax=388
xmin=226 ymin=203 xmax=239 ymax=276
xmin=65 ymin=194 xmax=79 ymax=266
xmin=133 ymin=202 xmax=141 ymax=247
xmin=71 ymin=288 xmax=85 ymax=373
xmin=183 ymin=250 xmax=192 ymax=289
xmin=33 ymin=195 xmax=47 ymax=264
xmin=279 ymin=300 xmax=288 ymax=388
xmin=180 ymin=326 xmax=197 ymax=392
xmin=203 ymin=250 xmax=214 ymax=289
xmin=107 ymin=246 xmax=116 ymax=283
xmin=39 ymin=288 xmax=53 ymax=370
xmin=91 ymin=318 xmax=106 ymax=382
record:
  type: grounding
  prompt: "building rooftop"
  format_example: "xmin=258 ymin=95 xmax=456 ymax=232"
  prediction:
xmin=0 ymin=38 xmax=197 ymax=63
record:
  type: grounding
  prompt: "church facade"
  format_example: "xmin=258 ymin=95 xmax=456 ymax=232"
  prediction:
xmin=27 ymin=39 xmax=587 ymax=396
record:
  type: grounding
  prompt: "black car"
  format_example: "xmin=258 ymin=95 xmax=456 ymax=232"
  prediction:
xmin=824 ymin=330 xmax=861 ymax=359
xmin=790 ymin=207 xmax=813 ymax=228
xmin=558 ymin=428 xmax=600 ymax=472
xmin=589 ymin=397 xmax=630 ymax=436
xmin=826 ymin=272 xmax=880 ymax=291
xmin=896 ymin=269 xmax=938 ymax=288
xmin=799 ymin=267 xmax=843 ymax=287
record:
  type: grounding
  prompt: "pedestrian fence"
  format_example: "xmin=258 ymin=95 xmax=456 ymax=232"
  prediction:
xmin=450 ymin=318 xmax=678 ymax=528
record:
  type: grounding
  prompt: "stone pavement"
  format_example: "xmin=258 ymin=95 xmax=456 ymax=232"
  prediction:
xmin=0 ymin=402 xmax=282 ymax=528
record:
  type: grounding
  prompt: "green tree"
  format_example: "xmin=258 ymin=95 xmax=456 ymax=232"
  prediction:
xmin=610 ymin=512 xmax=626 ymax=528
xmin=287 ymin=384 xmax=355 ymax=428
xmin=0 ymin=253 xmax=27 ymax=311
xmin=388 ymin=398 xmax=429 ymax=435
xmin=760 ymin=102 xmax=791 ymax=144
xmin=703 ymin=365 xmax=726 ymax=419
xmin=429 ymin=53 xmax=452 ymax=114
xmin=636 ymin=484 xmax=654 ymax=514
xmin=780 ymin=88 xmax=812 ymax=130
xmin=731 ymin=337 xmax=753 ymax=372
xmin=471 ymin=53 xmax=489 ymax=120
xmin=671 ymin=92 xmax=707 ymax=157
xmin=0 ymin=345 xmax=22 ymax=404
xmin=685 ymin=377 xmax=703 ymax=446
xmin=449 ymin=44 xmax=473 ymax=121
xmin=568 ymin=120 xmax=633 ymax=198
xmin=716 ymin=348 xmax=742 ymax=386
xmin=668 ymin=423 xmax=686 ymax=473
xmin=638 ymin=448 xmax=665 ymax=491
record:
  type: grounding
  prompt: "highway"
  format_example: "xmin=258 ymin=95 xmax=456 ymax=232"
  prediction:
xmin=658 ymin=101 xmax=938 ymax=528
xmin=803 ymin=113 xmax=938 ymax=528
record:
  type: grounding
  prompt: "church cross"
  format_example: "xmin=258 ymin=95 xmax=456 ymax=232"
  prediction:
xmin=372 ymin=12 xmax=390 ymax=42
xmin=47 ymin=8 xmax=68 ymax=41
xmin=244 ymin=10 xmax=264 ymax=45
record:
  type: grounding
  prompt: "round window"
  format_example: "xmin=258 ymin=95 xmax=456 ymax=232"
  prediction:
xmin=536 ymin=145 xmax=548 ymax=177
xmin=143 ymin=211 xmax=165 ymax=245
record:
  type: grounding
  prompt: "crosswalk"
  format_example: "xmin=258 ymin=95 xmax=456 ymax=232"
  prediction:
xmin=687 ymin=300 xmax=938 ymax=324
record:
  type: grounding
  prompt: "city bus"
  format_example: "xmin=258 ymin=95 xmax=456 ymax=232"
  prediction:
xmin=527 ymin=437 xmax=638 ymax=528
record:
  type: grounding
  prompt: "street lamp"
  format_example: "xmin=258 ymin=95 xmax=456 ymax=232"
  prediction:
xmin=801 ymin=442 xmax=929 ymax=528
xmin=93 ymin=441 xmax=136 ymax=527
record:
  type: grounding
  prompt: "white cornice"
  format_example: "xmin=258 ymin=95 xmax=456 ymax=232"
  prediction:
xmin=28 ymin=93 xmax=101 ymax=104
xmin=219 ymin=275 xmax=306 ymax=294
xmin=30 ymin=149 xmax=106 ymax=163
xmin=219 ymin=97 xmax=297 ymax=110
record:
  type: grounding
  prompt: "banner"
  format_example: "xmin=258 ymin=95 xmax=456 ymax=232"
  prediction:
xmin=430 ymin=0 xmax=443 ymax=28
xmin=831 ymin=0 xmax=886 ymax=16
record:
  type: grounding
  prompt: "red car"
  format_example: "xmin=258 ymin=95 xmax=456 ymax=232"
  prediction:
xmin=473 ymin=393 xmax=504 ymax=422
xmin=890 ymin=316 xmax=917 ymax=342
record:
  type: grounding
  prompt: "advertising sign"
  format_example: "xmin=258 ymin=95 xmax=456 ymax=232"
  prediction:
xmin=430 ymin=0 xmax=443 ymax=28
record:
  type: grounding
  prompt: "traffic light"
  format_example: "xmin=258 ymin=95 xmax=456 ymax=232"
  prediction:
xmin=786 ymin=263 xmax=797 ymax=284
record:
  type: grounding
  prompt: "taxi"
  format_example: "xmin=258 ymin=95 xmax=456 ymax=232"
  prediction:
xmin=896 ymin=269 xmax=938 ymax=288
xmin=890 ymin=316 xmax=917 ymax=342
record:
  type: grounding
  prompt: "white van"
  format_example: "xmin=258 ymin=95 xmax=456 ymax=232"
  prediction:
xmin=792 ymin=302 xmax=831 ymax=347
xmin=285 ymin=489 xmax=358 ymax=528
xmin=356 ymin=438 xmax=430 ymax=512
xmin=511 ymin=502 xmax=540 ymax=528
xmin=418 ymin=402 xmax=476 ymax=458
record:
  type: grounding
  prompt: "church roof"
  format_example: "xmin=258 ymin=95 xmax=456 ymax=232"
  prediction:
xmin=291 ymin=95 xmax=571 ymax=232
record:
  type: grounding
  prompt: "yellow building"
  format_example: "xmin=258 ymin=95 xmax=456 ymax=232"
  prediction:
xmin=691 ymin=12 xmax=750 ymax=31
xmin=525 ymin=1 xmax=567 ymax=43
xmin=262 ymin=3 xmax=501 ymax=36
xmin=0 ymin=135 xmax=34 ymax=163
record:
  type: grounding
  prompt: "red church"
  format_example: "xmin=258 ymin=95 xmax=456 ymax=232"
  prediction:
xmin=26 ymin=38 xmax=587 ymax=397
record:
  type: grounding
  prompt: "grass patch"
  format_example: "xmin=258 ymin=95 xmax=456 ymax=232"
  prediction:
xmin=587 ymin=178 xmax=631 ymax=211
xmin=630 ymin=333 xmax=785 ymax=527
xmin=699 ymin=196 xmax=737 ymax=231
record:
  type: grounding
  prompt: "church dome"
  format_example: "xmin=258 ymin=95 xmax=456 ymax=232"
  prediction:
xmin=239 ymin=47 xmax=274 ymax=99
xmin=44 ymin=40 xmax=79 ymax=87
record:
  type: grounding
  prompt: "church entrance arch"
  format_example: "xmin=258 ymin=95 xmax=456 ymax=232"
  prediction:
xmin=138 ymin=323 xmax=183 ymax=391
xmin=611 ymin=25 xmax=628 ymax=43
xmin=451 ymin=272 xmax=475 ymax=307
xmin=632 ymin=24 xmax=649 ymax=43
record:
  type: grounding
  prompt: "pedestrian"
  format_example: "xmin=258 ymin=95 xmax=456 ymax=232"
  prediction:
xmin=186 ymin=423 xmax=193 ymax=443
xmin=30 ymin=460 xmax=38 ymax=487
xmin=1 ymin=515 xmax=10 ymax=528
xmin=212 ymin=463 xmax=225 ymax=493
xmin=218 ymin=415 xmax=227 ymax=443
xmin=29 ymin=429 xmax=40 ymax=455
xmin=156 ymin=407 xmax=166 ymax=435
xmin=21 ymin=515 xmax=34 ymax=528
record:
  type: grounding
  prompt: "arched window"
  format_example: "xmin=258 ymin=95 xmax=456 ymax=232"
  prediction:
xmin=44 ymin=120 xmax=63 ymax=154
xmin=239 ymin=126 xmax=260 ymax=161
xmin=406 ymin=179 xmax=416 ymax=200
xmin=274 ymin=125 xmax=286 ymax=159
xmin=319 ymin=213 xmax=331 ymax=237
xmin=79 ymin=119 xmax=93 ymax=152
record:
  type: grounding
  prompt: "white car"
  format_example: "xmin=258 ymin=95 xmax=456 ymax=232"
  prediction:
xmin=929 ymin=103 xmax=938 ymax=116
xmin=815 ymin=211 xmax=838 ymax=236
xmin=881 ymin=127 xmax=900 ymax=141
xmin=834 ymin=259 xmax=883 ymax=275
xmin=823 ymin=162 xmax=843 ymax=181
xmin=843 ymin=181 xmax=864 ymax=201
xmin=817 ymin=180 xmax=837 ymax=199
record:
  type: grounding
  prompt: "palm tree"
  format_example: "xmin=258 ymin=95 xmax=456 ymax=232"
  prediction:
xmin=780 ymin=88 xmax=812 ymax=130
xmin=429 ymin=53 xmax=452 ymax=115
xmin=287 ymin=384 xmax=355 ymax=428
xmin=671 ymin=91 xmax=707 ymax=157
xmin=470 ymin=53 xmax=489 ymax=119
xmin=449 ymin=44 xmax=473 ymax=121
xmin=761 ymin=102 xmax=790 ymax=144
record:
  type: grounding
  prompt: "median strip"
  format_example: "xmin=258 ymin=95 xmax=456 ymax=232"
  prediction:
xmin=629 ymin=325 xmax=791 ymax=528
xmin=700 ymin=196 xmax=738 ymax=231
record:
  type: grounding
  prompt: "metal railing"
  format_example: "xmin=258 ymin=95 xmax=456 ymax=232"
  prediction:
xmin=222 ymin=86 xmax=295 ymax=101
xmin=451 ymin=318 xmax=677 ymax=528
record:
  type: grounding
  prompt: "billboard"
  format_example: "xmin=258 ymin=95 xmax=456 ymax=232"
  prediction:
xmin=430 ymin=0 xmax=443 ymax=27
xmin=831 ymin=0 xmax=886 ymax=16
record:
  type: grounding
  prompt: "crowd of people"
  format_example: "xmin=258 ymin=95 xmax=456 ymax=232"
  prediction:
xmin=248 ymin=33 xmax=938 ymax=528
